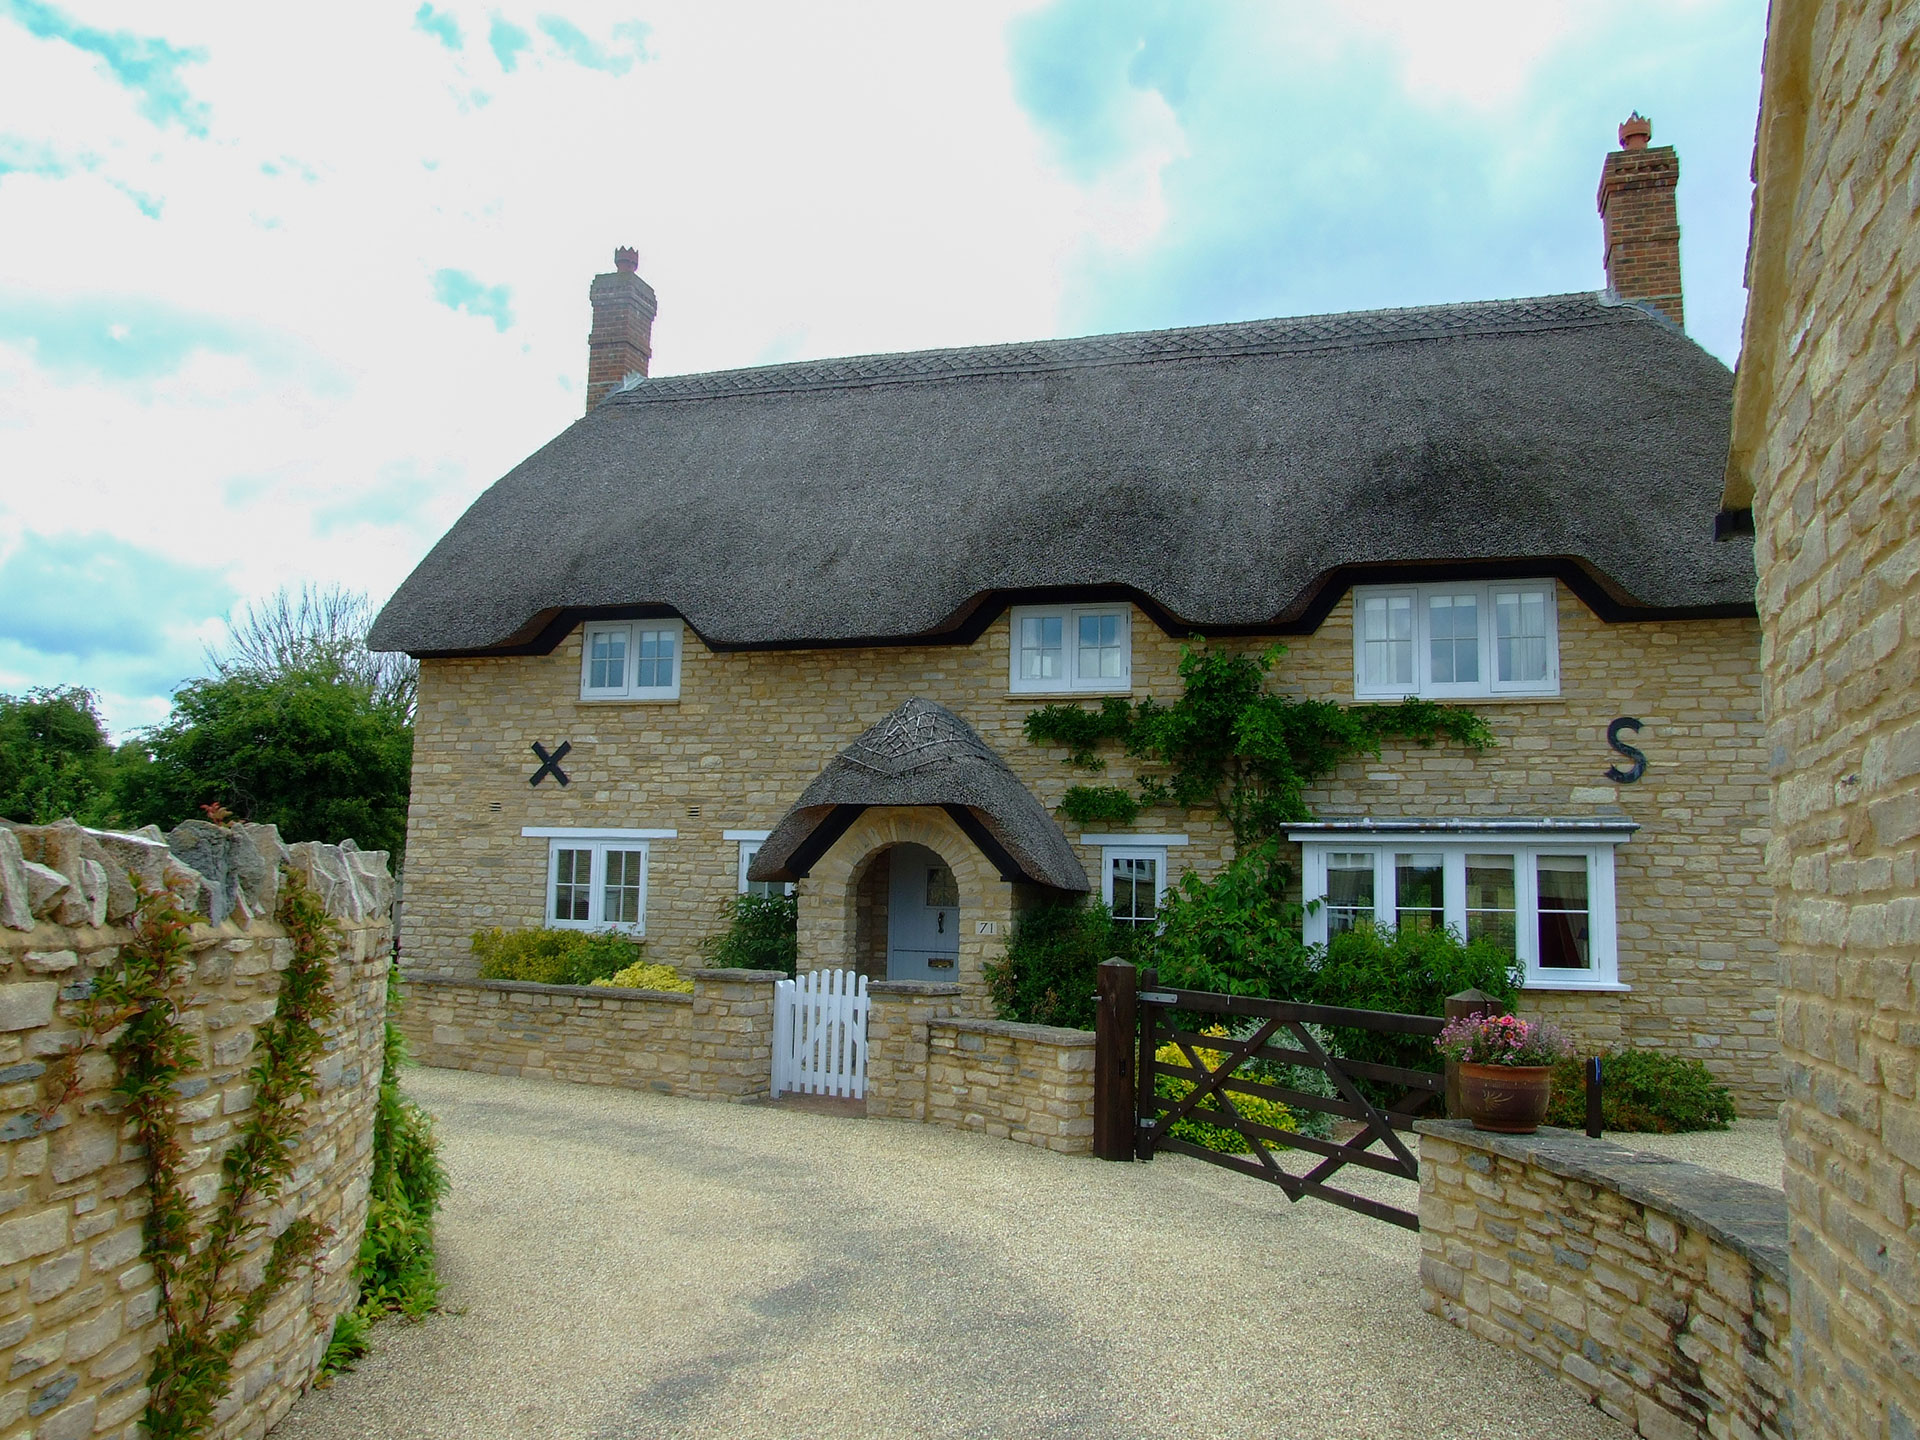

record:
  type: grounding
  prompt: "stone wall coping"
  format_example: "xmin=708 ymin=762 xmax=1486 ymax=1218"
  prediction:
xmin=868 ymin=980 xmax=964 ymax=997
xmin=1415 ymin=1119 xmax=1787 ymax=1281
xmin=932 ymin=1016 xmax=1097 ymax=1048
xmin=404 ymin=975 xmax=695 ymax=1005
xmin=689 ymin=967 xmax=785 ymax=983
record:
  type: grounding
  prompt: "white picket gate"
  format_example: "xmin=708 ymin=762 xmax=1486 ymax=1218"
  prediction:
xmin=772 ymin=969 xmax=869 ymax=1099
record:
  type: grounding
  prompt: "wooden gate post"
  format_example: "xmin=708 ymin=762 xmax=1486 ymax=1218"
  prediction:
xmin=1443 ymin=988 xmax=1509 ymax=1119
xmin=1093 ymin=958 xmax=1137 ymax=1161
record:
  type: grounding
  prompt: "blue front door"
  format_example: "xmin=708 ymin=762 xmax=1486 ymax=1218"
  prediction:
xmin=887 ymin=843 xmax=960 ymax=981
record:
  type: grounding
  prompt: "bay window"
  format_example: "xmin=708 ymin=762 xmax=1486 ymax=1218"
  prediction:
xmin=1290 ymin=820 xmax=1633 ymax=989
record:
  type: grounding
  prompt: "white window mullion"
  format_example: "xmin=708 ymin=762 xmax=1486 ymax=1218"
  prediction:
xmin=1515 ymin=847 xmax=1539 ymax=973
xmin=1590 ymin=847 xmax=1617 ymax=983
xmin=1442 ymin=849 xmax=1467 ymax=938
xmin=1373 ymin=851 xmax=1393 ymax=929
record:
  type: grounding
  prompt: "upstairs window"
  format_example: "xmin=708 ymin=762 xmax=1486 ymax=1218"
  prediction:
xmin=1352 ymin=581 xmax=1559 ymax=699
xmin=580 ymin=619 xmax=683 ymax=701
xmin=1009 ymin=604 xmax=1132 ymax=694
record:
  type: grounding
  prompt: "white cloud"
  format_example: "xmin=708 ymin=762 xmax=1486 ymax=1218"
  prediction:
xmin=0 ymin=0 xmax=1763 ymax=736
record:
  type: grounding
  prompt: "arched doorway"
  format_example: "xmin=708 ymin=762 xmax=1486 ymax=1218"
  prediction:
xmin=884 ymin=842 xmax=960 ymax=981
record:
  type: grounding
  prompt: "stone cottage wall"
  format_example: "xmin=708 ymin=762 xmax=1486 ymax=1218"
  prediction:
xmin=401 ymin=588 xmax=1770 ymax=1108
xmin=1417 ymin=1121 xmax=1789 ymax=1440
xmin=0 ymin=819 xmax=393 ymax=1440
xmin=1727 ymin=1 xmax=1920 ymax=1433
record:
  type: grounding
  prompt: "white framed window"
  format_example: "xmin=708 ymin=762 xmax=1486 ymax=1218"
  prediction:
xmin=543 ymin=839 xmax=650 ymax=933
xmin=579 ymin=619 xmax=683 ymax=701
xmin=1290 ymin=822 xmax=1629 ymax=990
xmin=1102 ymin=845 xmax=1168 ymax=929
xmin=726 ymin=830 xmax=793 ymax=898
xmin=1009 ymin=604 xmax=1132 ymax=694
xmin=1351 ymin=582 xmax=1559 ymax=699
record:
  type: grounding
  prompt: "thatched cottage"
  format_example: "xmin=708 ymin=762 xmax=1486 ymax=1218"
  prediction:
xmin=372 ymin=120 xmax=1774 ymax=1109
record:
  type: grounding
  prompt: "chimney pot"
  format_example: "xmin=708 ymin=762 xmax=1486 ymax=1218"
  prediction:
xmin=1618 ymin=112 xmax=1653 ymax=150
xmin=613 ymin=246 xmax=639 ymax=274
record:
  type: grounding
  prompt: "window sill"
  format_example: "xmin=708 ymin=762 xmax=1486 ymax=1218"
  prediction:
xmin=577 ymin=694 xmax=681 ymax=705
xmin=1521 ymin=979 xmax=1631 ymax=993
xmin=1005 ymin=687 xmax=1132 ymax=700
xmin=1350 ymin=690 xmax=1562 ymax=705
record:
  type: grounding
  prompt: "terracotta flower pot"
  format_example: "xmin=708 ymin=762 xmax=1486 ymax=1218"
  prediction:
xmin=1457 ymin=1063 xmax=1553 ymax=1134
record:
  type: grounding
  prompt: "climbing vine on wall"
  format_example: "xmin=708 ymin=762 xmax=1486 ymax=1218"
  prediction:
xmin=1026 ymin=641 xmax=1497 ymax=845
xmin=45 ymin=867 xmax=342 ymax=1439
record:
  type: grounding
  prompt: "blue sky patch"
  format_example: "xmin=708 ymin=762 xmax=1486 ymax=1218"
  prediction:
xmin=537 ymin=15 xmax=647 ymax=74
xmin=431 ymin=268 xmax=514 ymax=331
xmin=414 ymin=3 xmax=462 ymax=51
xmin=1005 ymin=0 xmax=1764 ymax=361
xmin=0 ymin=294 xmax=256 ymax=380
xmin=489 ymin=15 xmax=531 ymax=71
xmin=0 ymin=532 xmax=233 ymax=665
xmin=0 ymin=0 xmax=209 ymax=136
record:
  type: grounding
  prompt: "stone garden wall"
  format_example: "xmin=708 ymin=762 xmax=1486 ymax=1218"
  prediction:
xmin=399 ymin=970 xmax=779 ymax=1101
xmin=0 ymin=818 xmax=393 ymax=1440
xmin=1416 ymin=1120 xmax=1789 ymax=1440
xmin=403 ymin=973 xmax=1098 ymax=1151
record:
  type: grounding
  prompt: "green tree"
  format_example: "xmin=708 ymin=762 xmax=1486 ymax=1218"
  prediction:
xmin=0 ymin=687 xmax=124 ymax=825
xmin=116 ymin=662 xmax=413 ymax=858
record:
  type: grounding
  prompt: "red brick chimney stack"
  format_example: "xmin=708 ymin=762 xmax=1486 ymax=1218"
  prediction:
xmin=586 ymin=247 xmax=657 ymax=412
xmin=1597 ymin=113 xmax=1684 ymax=329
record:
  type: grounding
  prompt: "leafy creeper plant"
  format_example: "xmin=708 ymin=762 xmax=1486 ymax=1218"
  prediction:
xmin=46 ymin=868 xmax=344 ymax=1439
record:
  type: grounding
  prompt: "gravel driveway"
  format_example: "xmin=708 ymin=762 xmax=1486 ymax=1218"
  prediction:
xmin=273 ymin=1067 xmax=1638 ymax=1440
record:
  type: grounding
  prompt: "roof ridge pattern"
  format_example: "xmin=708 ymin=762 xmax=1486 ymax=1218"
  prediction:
xmin=609 ymin=291 xmax=1638 ymax=406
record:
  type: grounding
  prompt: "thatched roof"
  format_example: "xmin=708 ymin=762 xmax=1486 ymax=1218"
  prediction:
xmin=371 ymin=290 xmax=1751 ymax=657
xmin=748 ymin=699 xmax=1088 ymax=893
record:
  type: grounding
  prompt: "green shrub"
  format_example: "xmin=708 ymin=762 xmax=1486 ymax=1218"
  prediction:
xmin=701 ymin=893 xmax=798 ymax=976
xmin=355 ymin=997 xmax=447 ymax=1319
xmin=590 ymin=961 xmax=694 ymax=993
xmin=1155 ymin=1028 xmax=1298 ymax=1153
xmin=1142 ymin=845 xmax=1519 ymax=1081
xmin=987 ymin=900 xmax=1133 ymax=1030
xmin=1543 ymin=1048 xmax=1737 ymax=1133
xmin=323 ymin=968 xmax=448 ymax=1380
xmin=1311 ymin=921 xmax=1520 ymax=1076
xmin=470 ymin=926 xmax=640 ymax=985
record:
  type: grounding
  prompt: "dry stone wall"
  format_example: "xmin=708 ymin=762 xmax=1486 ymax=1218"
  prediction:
xmin=1730 ymin=2 xmax=1920 ymax=1434
xmin=1417 ymin=1121 xmax=1789 ymax=1440
xmin=0 ymin=817 xmax=392 ymax=1440
xmin=402 ymin=590 xmax=1771 ymax=1108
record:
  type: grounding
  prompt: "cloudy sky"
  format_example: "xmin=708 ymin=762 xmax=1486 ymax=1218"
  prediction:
xmin=0 ymin=0 xmax=1766 ymax=735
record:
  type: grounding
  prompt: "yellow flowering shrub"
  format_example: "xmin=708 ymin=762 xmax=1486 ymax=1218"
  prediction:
xmin=590 ymin=961 xmax=694 ymax=994
xmin=1155 ymin=1025 xmax=1297 ymax=1153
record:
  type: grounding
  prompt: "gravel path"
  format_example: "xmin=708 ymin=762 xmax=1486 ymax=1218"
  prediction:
xmin=273 ymin=1067 xmax=1629 ymax=1440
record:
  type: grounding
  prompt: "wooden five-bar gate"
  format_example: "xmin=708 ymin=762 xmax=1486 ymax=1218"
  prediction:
xmin=1092 ymin=959 xmax=1449 ymax=1230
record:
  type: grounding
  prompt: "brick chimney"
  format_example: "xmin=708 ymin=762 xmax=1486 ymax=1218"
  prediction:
xmin=1597 ymin=113 xmax=1684 ymax=328
xmin=585 ymin=247 xmax=657 ymax=412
